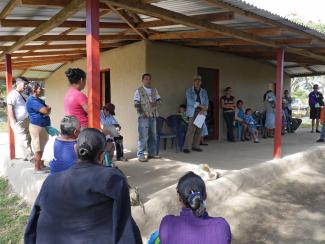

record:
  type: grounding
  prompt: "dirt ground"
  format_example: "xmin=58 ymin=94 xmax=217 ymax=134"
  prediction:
xmin=212 ymin=158 xmax=325 ymax=244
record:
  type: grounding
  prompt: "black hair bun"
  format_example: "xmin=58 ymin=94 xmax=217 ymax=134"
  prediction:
xmin=78 ymin=143 xmax=92 ymax=159
xmin=65 ymin=68 xmax=77 ymax=80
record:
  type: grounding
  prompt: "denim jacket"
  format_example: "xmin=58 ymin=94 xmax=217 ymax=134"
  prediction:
xmin=186 ymin=86 xmax=209 ymax=117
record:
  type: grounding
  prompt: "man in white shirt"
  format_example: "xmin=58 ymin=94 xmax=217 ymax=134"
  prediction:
xmin=7 ymin=77 xmax=33 ymax=160
xmin=134 ymin=73 xmax=161 ymax=162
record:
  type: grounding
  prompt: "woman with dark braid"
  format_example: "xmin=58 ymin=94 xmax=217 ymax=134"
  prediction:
xmin=64 ymin=68 xmax=88 ymax=128
xmin=159 ymin=172 xmax=231 ymax=244
xmin=25 ymin=128 xmax=142 ymax=244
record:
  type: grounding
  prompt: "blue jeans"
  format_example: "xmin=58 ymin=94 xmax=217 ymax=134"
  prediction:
xmin=137 ymin=117 xmax=157 ymax=157
xmin=320 ymin=124 xmax=325 ymax=140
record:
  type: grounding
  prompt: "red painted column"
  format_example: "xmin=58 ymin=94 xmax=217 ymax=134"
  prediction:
xmin=5 ymin=54 xmax=15 ymax=159
xmin=273 ymin=48 xmax=284 ymax=159
xmin=86 ymin=0 xmax=100 ymax=129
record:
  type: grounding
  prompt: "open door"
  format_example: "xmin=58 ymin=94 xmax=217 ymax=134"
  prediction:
xmin=197 ymin=67 xmax=220 ymax=140
xmin=100 ymin=69 xmax=110 ymax=107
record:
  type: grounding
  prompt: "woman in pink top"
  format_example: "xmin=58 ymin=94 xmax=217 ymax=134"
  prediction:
xmin=64 ymin=68 xmax=88 ymax=128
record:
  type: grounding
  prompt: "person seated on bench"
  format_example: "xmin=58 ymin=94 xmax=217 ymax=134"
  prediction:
xmin=49 ymin=115 xmax=80 ymax=174
xmin=235 ymin=100 xmax=248 ymax=141
xmin=245 ymin=108 xmax=259 ymax=143
xmin=158 ymin=172 xmax=231 ymax=244
xmin=100 ymin=103 xmax=127 ymax=161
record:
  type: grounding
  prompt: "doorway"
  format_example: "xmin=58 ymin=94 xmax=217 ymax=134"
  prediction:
xmin=197 ymin=67 xmax=220 ymax=140
xmin=100 ymin=69 xmax=110 ymax=106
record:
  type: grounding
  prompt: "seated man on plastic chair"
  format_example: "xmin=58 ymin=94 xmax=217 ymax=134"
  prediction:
xmin=235 ymin=100 xmax=248 ymax=141
xmin=100 ymin=103 xmax=127 ymax=162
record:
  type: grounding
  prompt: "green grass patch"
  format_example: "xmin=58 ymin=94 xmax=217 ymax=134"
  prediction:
xmin=0 ymin=108 xmax=8 ymax=133
xmin=0 ymin=178 xmax=29 ymax=244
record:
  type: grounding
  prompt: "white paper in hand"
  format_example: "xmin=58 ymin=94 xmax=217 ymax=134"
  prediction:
xmin=193 ymin=114 xmax=206 ymax=128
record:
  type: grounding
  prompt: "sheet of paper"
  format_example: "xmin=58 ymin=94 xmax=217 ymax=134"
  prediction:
xmin=193 ymin=114 xmax=206 ymax=128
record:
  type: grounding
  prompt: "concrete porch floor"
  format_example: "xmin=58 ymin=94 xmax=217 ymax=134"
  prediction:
xmin=0 ymin=128 xmax=322 ymax=204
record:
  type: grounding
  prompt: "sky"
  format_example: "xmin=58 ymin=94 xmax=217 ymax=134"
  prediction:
xmin=244 ymin=0 xmax=325 ymax=23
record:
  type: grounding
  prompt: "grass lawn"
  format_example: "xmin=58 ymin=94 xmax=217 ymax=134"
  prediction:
xmin=0 ymin=108 xmax=7 ymax=133
xmin=0 ymin=178 xmax=29 ymax=244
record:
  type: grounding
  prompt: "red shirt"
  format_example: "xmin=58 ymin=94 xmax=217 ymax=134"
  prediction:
xmin=64 ymin=87 xmax=88 ymax=127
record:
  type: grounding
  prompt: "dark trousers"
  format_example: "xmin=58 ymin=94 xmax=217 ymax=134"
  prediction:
xmin=224 ymin=111 xmax=235 ymax=141
xmin=114 ymin=135 xmax=124 ymax=159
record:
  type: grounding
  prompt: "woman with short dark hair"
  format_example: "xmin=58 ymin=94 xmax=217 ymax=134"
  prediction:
xmin=64 ymin=68 xmax=88 ymax=128
xmin=25 ymin=128 xmax=142 ymax=244
xmin=26 ymin=81 xmax=51 ymax=173
xmin=221 ymin=87 xmax=236 ymax=142
xmin=158 ymin=172 xmax=231 ymax=244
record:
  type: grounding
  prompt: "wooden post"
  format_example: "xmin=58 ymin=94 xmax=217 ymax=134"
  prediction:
xmin=86 ymin=0 xmax=100 ymax=129
xmin=5 ymin=54 xmax=15 ymax=159
xmin=273 ymin=48 xmax=284 ymax=159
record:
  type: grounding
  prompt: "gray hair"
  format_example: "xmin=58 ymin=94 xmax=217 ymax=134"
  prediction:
xmin=15 ymin=76 xmax=29 ymax=85
xmin=60 ymin=116 xmax=80 ymax=136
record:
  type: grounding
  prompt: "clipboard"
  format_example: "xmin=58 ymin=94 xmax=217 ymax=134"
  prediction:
xmin=193 ymin=114 xmax=206 ymax=128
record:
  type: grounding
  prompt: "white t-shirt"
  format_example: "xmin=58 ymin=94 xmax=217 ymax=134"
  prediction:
xmin=134 ymin=86 xmax=161 ymax=102
xmin=7 ymin=90 xmax=28 ymax=121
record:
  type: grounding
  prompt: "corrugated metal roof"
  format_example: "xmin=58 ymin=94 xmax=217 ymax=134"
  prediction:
xmin=30 ymin=63 xmax=64 ymax=72
xmin=23 ymin=70 xmax=51 ymax=79
xmin=0 ymin=70 xmax=24 ymax=78
xmin=285 ymin=67 xmax=312 ymax=75
xmin=309 ymin=65 xmax=325 ymax=73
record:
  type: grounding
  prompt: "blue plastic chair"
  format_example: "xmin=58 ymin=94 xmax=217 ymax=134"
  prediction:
xmin=166 ymin=114 xmax=188 ymax=151
xmin=156 ymin=116 xmax=177 ymax=154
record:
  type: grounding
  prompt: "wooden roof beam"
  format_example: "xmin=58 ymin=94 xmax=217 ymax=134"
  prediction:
xmin=0 ymin=43 xmax=122 ymax=51
xmin=290 ymin=72 xmax=325 ymax=78
xmin=107 ymin=4 xmax=147 ymax=39
xmin=149 ymin=28 xmax=281 ymax=40
xmin=19 ymin=0 xmax=110 ymax=10
xmin=8 ymin=54 xmax=85 ymax=63
xmin=137 ymin=11 xmax=235 ymax=29
xmin=0 ymin=19 xmax=129 ymax=29
xmin=0 ymin=0 xmax=19 ymax=19
xmin=101 ymin=0 xmax=325 ymax=62
xmin=0 ymin=34 xmax=141 ymax=42
xmin=12 ymin=50 xmax=85 ymax=57
xmin=0 ymin=0 xmax=85 ymax=60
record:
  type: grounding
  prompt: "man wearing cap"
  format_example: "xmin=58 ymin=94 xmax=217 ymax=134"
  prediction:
xmin=100 ymin=103 xmax=127 ymax=161
xmin=308 ymin=84 xmax=324 ymax=133
xmin=7 ymin=76 xmax=33 ymax=161
xmin=183 ymin=76 xmax=209 ymax=154
xmin=134 ymin=73 xmax=161 ymax=162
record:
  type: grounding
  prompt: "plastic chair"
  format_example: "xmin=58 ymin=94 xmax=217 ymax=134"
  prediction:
xmin=156 ymin=116 xmax=177 ymax=154
xmin=166 ymin=114 xmax=188 ymax=151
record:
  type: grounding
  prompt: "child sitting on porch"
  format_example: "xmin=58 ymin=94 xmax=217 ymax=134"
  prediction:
xmin=245 ymin=108 xmax=259 ymax=143
xmin=178 ymin=104 xmax=189 ymax=124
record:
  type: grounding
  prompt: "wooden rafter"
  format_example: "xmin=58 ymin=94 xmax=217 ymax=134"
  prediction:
xmin=0 ymin=0 xmax=19 ymax=19
xmin=149 ymin=28 xmax=282 ymax=40
xmin=0 ymin=19 xmax=129 ymax=28
xmin=101 ymin=0 xmax=325 ymax=62
xmin=12 ymin=50 xmax=85 ymax=57
xmin=107 ymin=4 xmax=147 ymax=39
xmin=0 ymin=0 xmax=85 ymax=60
xmin=0 ymin=43 xmax=122 ymax=51
xmin=19 ymin=0 xmax=110 ymax=9
xmin=136 ymin=12 xmax=235 ymax=29
xmin=0 ymin=34 xmax=141 ymax=42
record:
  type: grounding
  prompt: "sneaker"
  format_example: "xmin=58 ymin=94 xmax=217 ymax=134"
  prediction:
xmin=316 ymin=130 xmax=321 ymax=133
xmin=316 ymin=139 xmax=324 ymax=143
xmin=200 ymin=142 xmax=208 ymax=146
xmin=310 ymin=130 xmax=314 ymax=133
xmin=254 ymin=140 xmax=260 ymax=143
xmin=116 ymin=157 xmax=128 ymax=162
xmin=183 ymin=149 xmax=190 ymax=154
xmin=138 ymin=156 xmax=148 ymax=162
xmin=192 ymin=148 xmax=203 ymax=152
xmin=148 ymin=155 xmax=161 ymax=159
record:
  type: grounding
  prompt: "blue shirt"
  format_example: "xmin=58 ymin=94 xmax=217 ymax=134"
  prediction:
xmin=100 ymin=110 xmax=119 ymax=128
xmin=50 ymin=138 xmax=77 ymax=174
xmin=26 ymin=96 xmax=50 ymax=127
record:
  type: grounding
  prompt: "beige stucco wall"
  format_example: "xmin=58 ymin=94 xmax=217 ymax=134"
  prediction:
xmin=45 ymin=41 xmax=146 ymax=150
xmin=145 ymin=41 xmax=291 ymax=140
xmin=45 ymin=40 xmax=291 ymax=151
